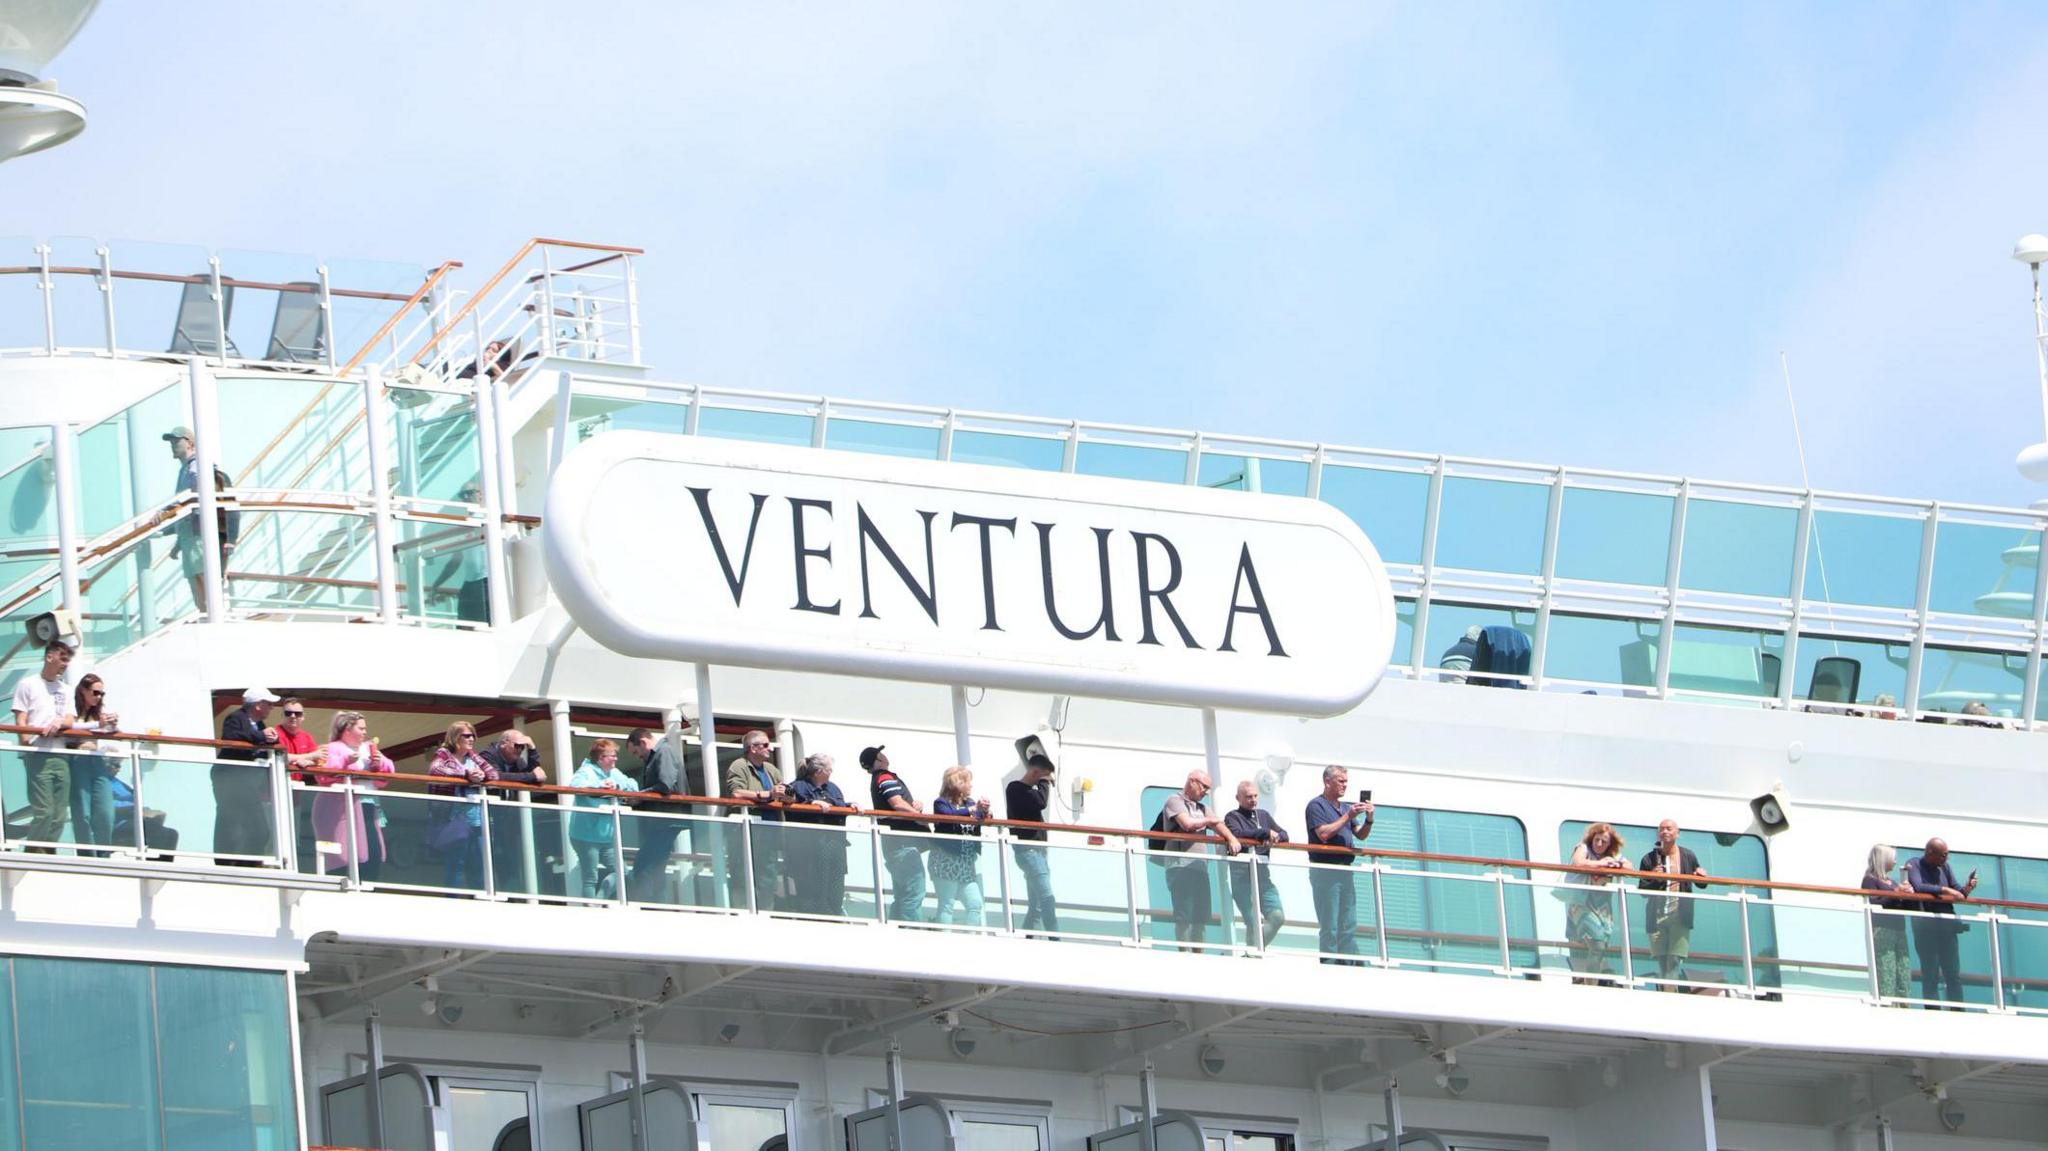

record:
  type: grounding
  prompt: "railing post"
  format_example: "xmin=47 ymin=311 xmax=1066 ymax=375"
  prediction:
xmin=1371 ymin=865 xmax=1390 ymax=965
xmin=362 ymin=366 xmax=400 ymax=624
xmin=343 ymin=778 xmax=360 ymax=886
xmin=996 ymin=825 xmax=1015 ymax=934
xmin=623 ymin=254 xmax=642 ymax=364
xmin=1411 ymin=456 xmax=1446 ymax=676
xmin=364 ymin=1009 xmax=385 ymax=1151
xmin=1863 ymin=902 xmax=1883 ymax=1004
xmin=538 ymin=246 xmax=558 ymax=355
xmin=1306 ymin=444 xmax=1326 ymax=500
xmin=1902 ymin=504 xmax=1939 ymax=716
xmin=273 ymin=752 xmax=297 ymax=873
xmin=1494 ymin=872 xmax=1513 ymax=972
xmin=1653 ymin=479 xmax=1690 ymax=698
xmin=549 ymin=367 xmax=574 ymax=472
xmin=37 ymin=242 xmax=54 ymax=353
xmin=129 ymin=750 xmax=147 ymax=857
xmin=471 ymin=371 xmax=512 ymax=628
xmin=477 ymin=794 xmax=496 ymax=899
xmin=50 ymin=423 xmax=81 ymax=617
xmin=317 ymin=264 xmax=337 ymax=371
xmin=811 ymin=398 xmax=830 ymax=449
xmin=1125 ymin=842 xmax=1142 ymax=943
xmin=870 ymin=824 xmax=887 ymax=923
xmin=1736 ymin=891 xmax=1755 ymax=995
xmin=1184 ymin=431 xmax=1203 ymax=485
xmin=611 ymin=803 xmax=629 ymax=906
xmin=2022 ymin=517 xmax=2048 ymax=729
xmin=1617 ymin=890 xmax=1636 ymax=985
xmin=1781 ymin=491 xmax=1815 ymax=709
xmin=97 ymin=244 xmax=118 ymax=353
xmin=740 ymin=812 xmax=758 ymax=913
xmin=1531 ymin=468 xmax=1564 ymax=689
xmin=1989 ymin=916 xmax=2006 ymax=1012
xmin=938 ymin=410 xmax=956 ymax=461
xmin=1061 ymin=421 xmax=1080 ymax=473
xmin=188 ymin=358 xmax=227 ymax=622
xmin=208 ymin=255 xmax=229 ymax=365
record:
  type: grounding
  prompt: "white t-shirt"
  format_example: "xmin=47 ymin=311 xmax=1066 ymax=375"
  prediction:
xmin=11 ymin=674 xmax=69 ymax=750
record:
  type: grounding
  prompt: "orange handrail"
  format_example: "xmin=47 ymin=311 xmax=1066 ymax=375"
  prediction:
xmin=336 ymin=259 xmax=464 ymax=378
xmin=406 ymin=238 xmax=643 ymax=368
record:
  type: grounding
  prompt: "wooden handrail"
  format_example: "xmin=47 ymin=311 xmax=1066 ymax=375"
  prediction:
xmin=0 ymin=265 xmax=421 ymax=302
xmin=275 ymin=763 xmax=2048 ymax=916
xmin=337 ymin=259 xmax=463 ymax=377
xmin=406 ymin=239 xmax=643 ymax=368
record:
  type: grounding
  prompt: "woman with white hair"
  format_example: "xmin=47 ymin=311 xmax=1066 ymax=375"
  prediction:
xmin=1861 ymin=843 xmax=1915 ymax=1001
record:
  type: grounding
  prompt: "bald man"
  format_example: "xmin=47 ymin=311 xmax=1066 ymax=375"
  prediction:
xmin=1223 ymin=779 xmax=1288 ymax=948
xmin=1905 ymin=837 xmax=1978 ymax=1006
xmin=1157 ymin=769 xmax=1240 ymax=951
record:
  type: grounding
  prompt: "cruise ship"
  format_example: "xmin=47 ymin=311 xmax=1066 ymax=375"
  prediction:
xmin=3 ymin=7 xmax=2046 ymax=1151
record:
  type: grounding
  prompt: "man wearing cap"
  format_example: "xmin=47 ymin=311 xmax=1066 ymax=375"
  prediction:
xmin=11 ymin=639 xmax=77 ymax=852
xmin=215 ymin=688 xmax=282 ymax=861
xmin=159 ymin=427 xmax=239 ymax=608
xmin=864 ymin=746 xmax=928 ymax=922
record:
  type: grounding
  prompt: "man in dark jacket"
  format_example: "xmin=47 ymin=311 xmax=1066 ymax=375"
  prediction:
xmin=1637 ymin=818 xmax=1708 ymax=984
xmin=1905 ymin=838 xmax=1979 ymax=1007
xmin=1223 ymin=780 xmax=1287 ymax=947
xmin=480 ymin=729 xmax=549 ymax=894
xmin=215 ymin=688 xmax=280 ymax=862
xmin=625 ymin=728 xmax=687 ymax=901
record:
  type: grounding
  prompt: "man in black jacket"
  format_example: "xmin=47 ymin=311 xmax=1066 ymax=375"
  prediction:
xmin=625 ymin=728 xmax=687 ymax=901
xmin=480 ymin=729 xmax=549 ymax=894
xmin=1223 ymin=780 xmax=1287 ymax=948
xmin=1637 ymin=818 xmax=1708 ymax=984
xmin=215 ymin=688 xmax=280 ymax=862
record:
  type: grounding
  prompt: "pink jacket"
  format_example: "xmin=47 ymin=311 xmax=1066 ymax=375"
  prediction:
xmin=311 ymin=739 xmax=392 ymax=871
xmin=428 ymin=746 xmax=497 ymax=795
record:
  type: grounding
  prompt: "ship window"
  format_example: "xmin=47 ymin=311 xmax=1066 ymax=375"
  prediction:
xmin=699 ymin=1091 xmax=796 ymax=1151
xmin=1916 ymin=645 xmax=2027 ymax=721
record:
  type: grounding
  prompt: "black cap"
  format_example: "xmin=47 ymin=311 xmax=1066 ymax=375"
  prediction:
xmin=859 ymin=745 xmax=886 ymax=771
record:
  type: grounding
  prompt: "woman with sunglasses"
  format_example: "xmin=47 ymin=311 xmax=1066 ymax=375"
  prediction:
xmin=66 ymin=674 xmax=121 ymax=855
xmin=315 ymin=711 xmax=394 ymax=880
xmin=428 ymin=722 xmax=495 ymax=889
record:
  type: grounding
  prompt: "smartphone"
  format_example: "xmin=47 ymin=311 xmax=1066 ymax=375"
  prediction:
xmin=1358 ymin=788 xmax=1373 ymax=803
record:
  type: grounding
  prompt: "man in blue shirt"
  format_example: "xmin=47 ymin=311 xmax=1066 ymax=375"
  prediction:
xmin=1304 ymin=764 xmax=1375 ymax=964
xmin=1905 ymin=837 xmax=1979 ymax=1007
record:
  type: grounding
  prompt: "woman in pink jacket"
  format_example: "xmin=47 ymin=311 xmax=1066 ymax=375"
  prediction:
xmin=315 ymin=711 xmax=394 ymax=880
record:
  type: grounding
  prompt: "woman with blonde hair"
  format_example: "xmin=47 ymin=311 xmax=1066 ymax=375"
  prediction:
xmin=315 ymin=711 xmax=394 ymax=880
xmin=1565 ymin=822 xmax=1628 ymax=983
xmin=929 ymin=765 xmax=991 ymax=926
xmin=1861 ymin=843 xmax=1914 ymax=1001
xmin=427 ymin=721 xmax=495 ymax=889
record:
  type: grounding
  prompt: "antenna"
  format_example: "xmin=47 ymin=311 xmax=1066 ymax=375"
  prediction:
xmin=1780 ymin=352 xmax=1839 ymax=653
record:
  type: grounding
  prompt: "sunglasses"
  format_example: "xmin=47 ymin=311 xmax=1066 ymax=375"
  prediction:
xmin=457 ymin=732 xmax=476 ymax=739
xmin=283 ymin=710 xmax=304 ymax=717
xmin=86 ymin=688 xmax=105 ymax=697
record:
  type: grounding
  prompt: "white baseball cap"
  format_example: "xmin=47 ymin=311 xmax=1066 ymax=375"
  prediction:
xmin=242 ymin=687 xmax=281 ymax=704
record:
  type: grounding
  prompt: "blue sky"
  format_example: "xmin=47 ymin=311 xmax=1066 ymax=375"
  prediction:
xmin=16 ymin=2 xmax=2048 ymax=507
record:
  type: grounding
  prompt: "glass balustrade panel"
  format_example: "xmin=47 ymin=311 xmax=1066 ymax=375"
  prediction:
xmin=1791 ymin=634 xmax=1909 ymax=711
xmin=921 ymin=826 xmax=1003 ymax=931
xmin=1666 ymin=622 xmax=1786 ymax=700
xmin=1930 ymin=520 xmax=2039 ymax=621
xmin=0 ymin=745 xmax=131 ymax=853
xmin=697 ymin=406 xmax=813 ymax=447
xmin=1378 ymin=866 xmax=1510 ymax=975
xmin=226 ymin=509 xmax=378 ymax=618
xmin=1075 ymin=441 xmax=1188 ymax=485
xmin=76 ymin=380 xmax=191 ymax=530
xmin=565 ymin=387 xmax=689 ymax=441
xmin=1259 ymin=853 xmax=1379 ymax=960
xmin=1680 ymin=499 xmax=1798 ymax=598
xmin=951 ymin=430 xmax=1065 ymax=472
xmin=2000 ymin=917 xmax=2048 ymax=1016
xmin=1897 ymin=906 xmax=1998 ymax=1010
xmin=47 ymin=236 xmax=109 ymax=352
xmin=1436 ymin=476 xmax=1548 ymax=575
xmin=217 ymin=249 xmax=323 ymax=366
xmin=1803 ymin=510 xmax=1922 ymax=611
xmin=135 ymin=753 xmax=278 ymax=865
xmin=0 ymin=426 xmax=58 ymax=565
xmin=386 ymin=386 xmax=482 ymax=505
xmin=1530 ymin=874 xmax=1625 ymax=982
xmin=615 ymin=808 xmax=740 ymax=912
xmin=1318 ymin=465 xmax=1427 ymax=566
xmin=1749 ymin=899 xmax=1871 ymax=1001
xmin=1135 ymin=845 xmax=1235 ymax=952
xmin=1556 ymin=487 xmax=1673 ymax=587
xmin=396 ymin=518 xmax=488 ymax=627
xmin=1917 ymin=646 xmax=2027 ymax=723
xmin=0 ymin=236 xmax=42 ymax=351
xmin=361 ymin=790 xmax=490 ymax=894
xmin=214 ymin=374 xmax=369 ymax=495
xmin=1620 ymin=889 xmax=1749 ymax=993
xmin=324 ymin=258 xmax=432 ymax=370
xmin=997 ymin=836 xmax=1139 ymax=942
xmin=485 ymin=799 xmax=573 ymax=899
xmin=825 ymin=418 xmax=941 ymax=460
xmin=775 ymin=819 xmax=870 ymax=920
xmin=108 ymin=240 xmax=217 ymax=360
xmin=1543 ymin=614 xmax=1661 ymax=689
xmin=82 ymin=510 xmax=198 ymax=659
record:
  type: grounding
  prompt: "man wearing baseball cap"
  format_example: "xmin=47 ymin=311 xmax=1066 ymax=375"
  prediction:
xmin=214 ymin=687 xmax=281 ymax=862
xmin=158 ymin=426 xmax=239 ymax=607
xmin=864 ymin=746 xmax=928 ymax=922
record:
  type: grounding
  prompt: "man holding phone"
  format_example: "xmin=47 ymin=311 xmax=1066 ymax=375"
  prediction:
xmin=1304 ymin=764 xmax=1374 ymax=965
xmin=1905 ymin=838 xmax=1979 ymax=1007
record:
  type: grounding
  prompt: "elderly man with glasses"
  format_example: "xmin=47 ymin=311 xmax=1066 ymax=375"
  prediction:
xmin=1157 ymin=769 xmax=1241 ymax=951
xmin=724 ymin=729 xmax=789 ymax=911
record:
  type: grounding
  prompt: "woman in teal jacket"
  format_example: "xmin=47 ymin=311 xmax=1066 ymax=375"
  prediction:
xmin=569 ymin=738 xmax=637 ymax=899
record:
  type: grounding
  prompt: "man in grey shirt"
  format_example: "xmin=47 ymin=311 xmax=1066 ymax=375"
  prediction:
xmin=624 ymin=728 xmax=688 ymax=901
xmin=1158 ymin=770 xmax=1240 ymax=951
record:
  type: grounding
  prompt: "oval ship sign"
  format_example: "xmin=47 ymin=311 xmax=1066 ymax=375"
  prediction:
xmin=544 ymin=432 xmax=1396 ymax=716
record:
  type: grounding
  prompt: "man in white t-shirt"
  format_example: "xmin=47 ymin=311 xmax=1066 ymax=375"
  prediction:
xmin=11 ymin=640 xmax=77 ymax=852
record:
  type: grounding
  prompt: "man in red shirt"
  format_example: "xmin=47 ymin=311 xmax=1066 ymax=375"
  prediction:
xmin=272 ymin=698 xmax=325 ymax=778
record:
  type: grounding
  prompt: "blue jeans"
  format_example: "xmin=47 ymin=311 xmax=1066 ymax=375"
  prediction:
xmin=1229 ymin=858 xmax=1284 ymax=948
xmin=627 ymin=820 xmax=682 ymax=902
xmin=1310 ymin=865 xmax=1362 ymax=965
xmin=575 ymin=839 xmax=617 ymax=900
xmin=68 ymin=758 xmax=116 ymax=854
xmin=1013 ymin=843 xmax=1059 ymax=932
xmin=934 ymin=875 xmax=985 ymax=926
xmin=885 ymin=843 xmax=927 ymax=922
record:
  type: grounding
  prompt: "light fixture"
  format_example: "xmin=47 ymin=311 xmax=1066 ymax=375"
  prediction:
xmin=1433 ymin=1070 xmax=1471 ymax=1097
xmin=1198 ymin=1045 xmax=1226 ymax=1078
xmin=419 ymin=976 xmax=440 ymax=1015
xmin=948 ymin=1031 xmax=978 ymax=1059
xmin=717 ymin=1023 xmax=741 ymax=1044
xmin=437 ymin=1002 xmax=464 ymax=1027
xmin=1937 ymin=1098 xmax=1966 ymax=1132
